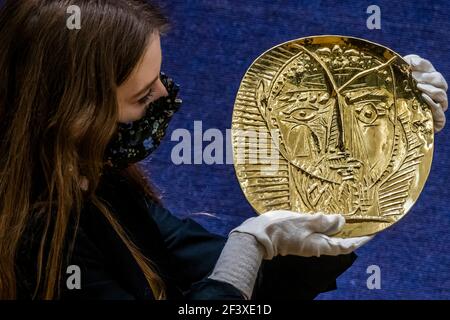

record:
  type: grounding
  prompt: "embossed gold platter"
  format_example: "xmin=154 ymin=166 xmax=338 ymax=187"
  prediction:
xmin=231 ymin=35 xmax=434 ymax=237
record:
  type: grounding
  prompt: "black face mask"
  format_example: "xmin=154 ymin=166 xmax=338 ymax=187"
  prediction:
xmin=104 ymin=73 xmax=182 ymax=169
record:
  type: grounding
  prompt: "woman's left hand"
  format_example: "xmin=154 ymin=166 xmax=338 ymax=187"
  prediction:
xmin=403 ymin=54 xmax=448 ymax=132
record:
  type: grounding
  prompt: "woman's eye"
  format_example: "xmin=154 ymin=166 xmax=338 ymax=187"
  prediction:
xmin=357 ymin=103 xmax=378 ymax=124
xmin=138 ymin=90 xmax=154 ymax=105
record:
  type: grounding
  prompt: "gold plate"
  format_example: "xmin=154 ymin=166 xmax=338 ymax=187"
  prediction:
xmin=231 ymin=35 xmax=434 ymax=237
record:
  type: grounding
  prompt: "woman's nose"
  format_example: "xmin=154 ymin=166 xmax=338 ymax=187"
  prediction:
xmin=154 ymin=78 xmax=168 ymax=100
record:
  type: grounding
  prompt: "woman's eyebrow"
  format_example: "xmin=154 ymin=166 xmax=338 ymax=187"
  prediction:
xmin=132 ymin=74 xmax=159 ymax=100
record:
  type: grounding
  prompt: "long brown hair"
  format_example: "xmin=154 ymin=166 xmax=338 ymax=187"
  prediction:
xmin=0 ymin=0 xmax=169 ymax=299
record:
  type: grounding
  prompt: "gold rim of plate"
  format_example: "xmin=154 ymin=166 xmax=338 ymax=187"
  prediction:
xmin=231 ymin=35 xmax=434 ymax=237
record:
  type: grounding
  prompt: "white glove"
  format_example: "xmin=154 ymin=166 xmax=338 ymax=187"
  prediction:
xmin=229 ymin=210 xmax=372 ymax=260
xmin=403 ymin=54 xmax=448 ymax=132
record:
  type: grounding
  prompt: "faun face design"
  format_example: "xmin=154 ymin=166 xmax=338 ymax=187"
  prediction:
xmin=262 ymin=47 xmax=399 ymax=218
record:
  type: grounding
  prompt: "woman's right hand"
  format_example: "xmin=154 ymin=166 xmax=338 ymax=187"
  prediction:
xmin=230 ymin=210 xmax=373 ymax=260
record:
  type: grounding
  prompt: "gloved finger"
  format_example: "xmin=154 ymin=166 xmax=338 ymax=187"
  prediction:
xmin=303 ymin=234 xmax=372 ymax=257
xmin=403 ymin=54 xmax=436 ymax=72
xmin=304 ymin=213 xmax=345 ymax=235
xmin=360 ymin=234 xmax=375 ymax=243
xmin=262 ymin=210 xmax=345 ymax=235
xmin=417 ymin=83 xmax=448 ymax=111
xmin=324 ymin=235 xmax=374 ymax=255
xmin=422 ymin=93 xmax=446 ymax=132
xmin=261 ymin=210 xmax=304 ymax=221
xmin=412 ymin=71 xmax=448 ymax=91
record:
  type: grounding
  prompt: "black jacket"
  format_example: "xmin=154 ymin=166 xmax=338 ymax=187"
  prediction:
xmin=20 ymin=170 xmax=357 ymax=300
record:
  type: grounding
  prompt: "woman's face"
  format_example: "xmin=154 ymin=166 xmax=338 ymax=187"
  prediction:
xmin=117 ymin=33 xmax=168 ymax=123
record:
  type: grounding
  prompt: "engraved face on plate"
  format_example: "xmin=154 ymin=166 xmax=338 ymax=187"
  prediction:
xmin=232 ymin=36 xmax=434 ymax=237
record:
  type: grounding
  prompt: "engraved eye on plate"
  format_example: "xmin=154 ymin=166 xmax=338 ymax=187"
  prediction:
xmin=283 ymin=106 xmax=318 ymax=121
xmin=357 ymin=103 xmax=379 ymax=124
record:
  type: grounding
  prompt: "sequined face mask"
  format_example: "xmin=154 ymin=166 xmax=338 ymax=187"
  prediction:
xmin=104 ymin=73 xmax=182 ymax=169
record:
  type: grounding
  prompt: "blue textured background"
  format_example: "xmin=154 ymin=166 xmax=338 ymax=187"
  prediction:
xmin=143 ymin=0 xmax=450 ymax=299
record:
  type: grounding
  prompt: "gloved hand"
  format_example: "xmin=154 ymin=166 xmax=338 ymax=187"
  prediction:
xmin=230 ymin=210 xmax=372 ymax=260
xmin=208 ymin=210 xmax=372 ymax=299
xmin=403 ymin=54 xmax=448 ymax=132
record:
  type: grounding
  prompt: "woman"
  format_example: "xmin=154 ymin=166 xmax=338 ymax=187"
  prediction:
xmin=0 ymin=0 xmax=447 ymax=300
